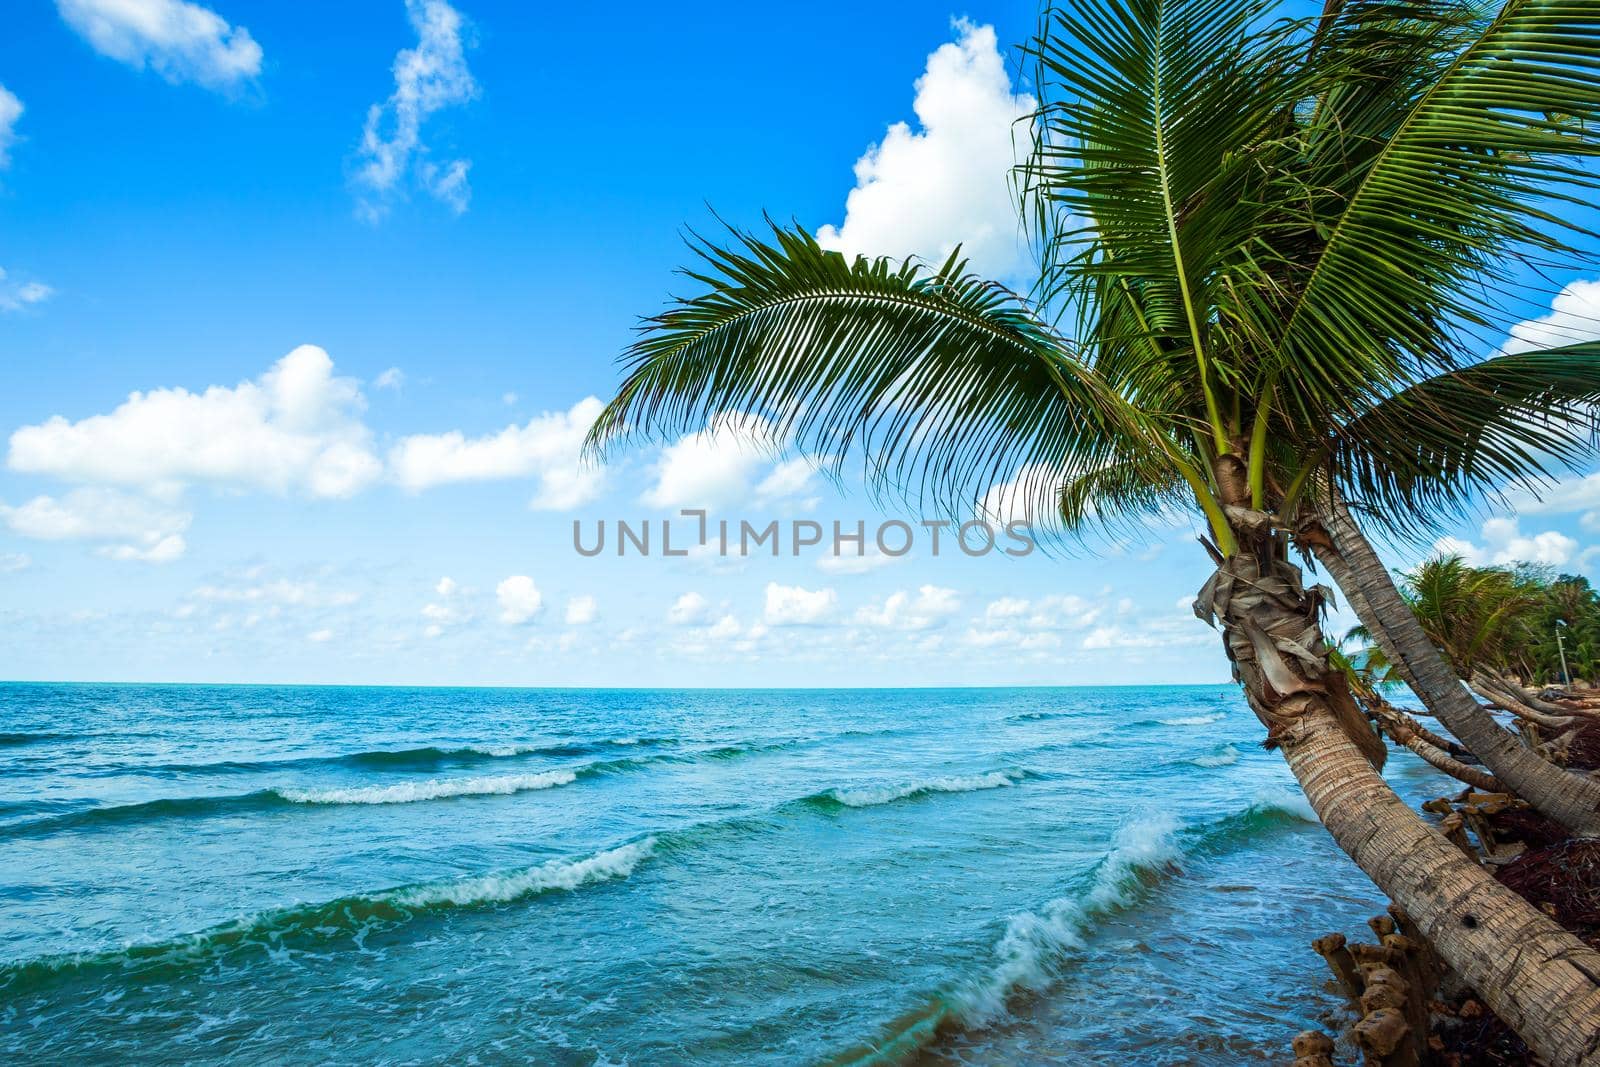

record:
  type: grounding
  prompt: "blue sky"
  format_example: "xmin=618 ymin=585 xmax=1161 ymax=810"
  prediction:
xmin=0 ymin=0 xmax=1597 ymax=687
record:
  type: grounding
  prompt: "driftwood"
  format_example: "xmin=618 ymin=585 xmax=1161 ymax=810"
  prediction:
xmin=1290 ymin=1029 xmax=1336 ymax=1066
xmin=1311 ymin=907 xmax=1441 ymax=1066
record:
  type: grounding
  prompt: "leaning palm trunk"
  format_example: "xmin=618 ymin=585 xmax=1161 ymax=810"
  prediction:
xmin=1470 ymin=672 xmax=1576 ymax=731
xmin=1200 ymin=523 xmax=1600 ymax=1065
xmin=1308 ymin=500 xmax=1600 ymax=836
xmin=1368 ymin=700 xmax=1503 ymax=792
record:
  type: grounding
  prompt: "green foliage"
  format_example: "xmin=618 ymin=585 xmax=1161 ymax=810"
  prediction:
xmin=593 ymin=0 xmax=1600 ymax=555
xmin=1401 ymin=555 xmax=1600 ymax=683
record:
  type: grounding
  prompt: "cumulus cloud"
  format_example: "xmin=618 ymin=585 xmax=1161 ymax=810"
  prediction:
xmin=496 ymin=575 xmax=542 ymax=624
xmin=0 ymin=487 xmax=190 ymax=562
xmin=764 ymin=582 xmax=836 ymax=625
xmin=389 ymin=397 xmax=605 ymax=509
xmin=853 ymin=585 xmax=960 ymax=630
xmin=0 ymin=552 xmax=30 ymax=574
xmin=373 ymin=367 xmax=405 ymax=391
xmin=1514 ymin=470 xmax=1600 ymax=537
xmin=57 ymin=0 xmax=262 ymax=90
xmin=982 ymin=593 xmax=1100 ymax=630
xmin=666 ymin=591 xmax=710 ymax=625
xmin=817 ymin=543 xmax=902 ymax=574
xmin=421 ymin=574 xmax=467 ymax=636
xmin=1501 ymin=278 xmax=1600 ymax=355
xmin=564 ymin=594 xmax=597 ymax=625
xmin=0 ymin=267 xmax=53 ymax=313
xmin=642 ymin=415 xmax=820 ymax=511
xmin=815 ymin=19 xmax=1034 ymax=279
xmin=8 ymin=345 xmax=382 ymax=498
xmin=0 ymin=85 xmax=22 ymax=170
xmin=1433 ymin=516 xmax=1578 ymax=568
xmin=643 ymin=416 xmax=774 ymax=509
xmin=354 ymin=0 xmax=477 ymax=221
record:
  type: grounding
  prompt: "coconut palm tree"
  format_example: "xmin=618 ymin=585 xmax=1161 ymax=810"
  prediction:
xmin=589 ymin=0 xmax=1600 ymax=1058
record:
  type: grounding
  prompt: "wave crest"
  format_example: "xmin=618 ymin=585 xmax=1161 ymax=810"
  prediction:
xmin=275 ymin=769 xmax=578 ymax=805
xmin=1189 ymin=744 xmax=1240 ymax=768
xmin=0 ymin=839 xmax=656 ymax=994
xmin=821 ymin=771 xmax=1020 ymax=809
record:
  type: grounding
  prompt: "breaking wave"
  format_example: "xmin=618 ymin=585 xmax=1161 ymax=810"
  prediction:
xmin=274 ymin=769 xmax=578 ymax=805
xmin=1189 ymin=744 xmax=1240 ymax=768
xmin=826 ymin=789 xmax=1320 ymax=1065
xmin=0 ymin=839 xmax=656 ymax=995
xmin=816 ymin=771 xmax=1022 ymax=810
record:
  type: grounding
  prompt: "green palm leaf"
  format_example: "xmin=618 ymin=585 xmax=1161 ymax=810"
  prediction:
xmin=1333 ymin=343 xmax=1600 ymax=536
xmin=1267 ymin=0 xmax=1600 ymax=413
xmin=586 ymin=225 xmax=1145 ymax=520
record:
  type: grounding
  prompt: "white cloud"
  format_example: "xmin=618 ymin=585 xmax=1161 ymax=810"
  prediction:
xmin=854 ymin=585 xmax=960 ymax=630
xmin=0 ymin=267 xmax=54 ymax=313
xmin=1516 ymin=471 xmax=1600 ymax=520
xmin=496 ymin=575 xmax=542 ymax=624
xmin=1433 ymin=516 xmax=1578 ymax=568
xmin=57 ymin=0 xmax=262 ymax=90
xmin=978 ymin=463 xmax=1059 ymax=527
xmin=0 ymin=487 xmax=190 ymax=562
xmin=643 ymin=415 xmax=774 ymax=509
xmin=815 ymin=19 xmax=1034 ymax=280
xmin=754 ymin=458 xmax=818 ymax=505
xmin=0 ymin=85 xmax=22 ymax=170
xmin=354 ymin=0 xmax=477 ymax=220
xmin=817 ymin=543 xmax=902 ymax=574
xmin=389 ymin=397 xmax=605 ymax=509
xmin=421 ymin=575 xmax=467 ymax=635
xmin=307 ymin=628 xmax=334 ymax=643
xmin=373 ymin=367 xmax=405 ymax=391
xmin=666 ymin=591 xmax=710 ymax=625
xmin=1501 ymin=278 xmax=1600 ymax=355
xmin=191 ymin=576 xmax=359 ymax=607
xmin=564 ymin=594 xmax=597 ymax=625
xmin=1082 ymin=625 xmax=1163 ymax=650
xmin=0 ymin=552 xmax=30 ymax=573
xmin=7 ymin=345 xmax=382 ymax=499
xmin=642 ymin=415 xmax=821 ymax=511
xmin=982 ymin=593 xmax=1099 ymax=630
xmin=764 ymin=582 xmax=836 ymax=626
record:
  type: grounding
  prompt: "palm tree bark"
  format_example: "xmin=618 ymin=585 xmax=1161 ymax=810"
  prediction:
xmin=1372 ymin=703 xmax=1503 ymax=793
xmin=1198 ymin=533 xmax=1600 ymax=1065
xmin=1305 ymin=499 xmax=1600 ymax=836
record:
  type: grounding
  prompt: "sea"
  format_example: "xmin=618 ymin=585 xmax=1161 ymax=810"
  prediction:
xmin=0 ymin=682 xmax=1452 ymax=1064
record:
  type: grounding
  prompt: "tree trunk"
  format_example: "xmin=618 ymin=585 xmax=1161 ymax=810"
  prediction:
xmin=1370 ymin=702 xmax=1503 ymax=793
xmin=1305 ymin=499 xmax=1600 ymax=836
xmin=1470 ymin=672 xmax=1575 ymax=731
xmin=1196 ymin=536 xmax=1600 ymax=1065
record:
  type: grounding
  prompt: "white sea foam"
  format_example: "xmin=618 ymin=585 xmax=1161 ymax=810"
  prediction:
xmin=389 ymin=839 xmax=656 ymax=909
xmin=829 ymin=771 xmax=1018 ymax=808
xmin=956 ymin=812 xmax=1184 ymax=1023
xmin=1157 ymin=712 xmax=1224 ymax=726
xmin=1247 ymin=787 xmax=1317 ymax=823
xmin=276 ymin=769 xmax=577 ymax=805
xmin=1189 ymin=744 xmax=1240 ymax=768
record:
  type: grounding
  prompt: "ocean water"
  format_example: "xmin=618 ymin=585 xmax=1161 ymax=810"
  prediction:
xmin=0 ymin=683 xmax=1451 ymax=1065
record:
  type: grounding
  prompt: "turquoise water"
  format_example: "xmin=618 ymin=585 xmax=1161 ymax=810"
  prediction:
xmin=0 ymin=683 xmax=1449 ymax=1064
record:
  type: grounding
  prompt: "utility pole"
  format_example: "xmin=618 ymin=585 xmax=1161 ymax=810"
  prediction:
xmin=1556 ymin=619 xmax=1571 ymax=688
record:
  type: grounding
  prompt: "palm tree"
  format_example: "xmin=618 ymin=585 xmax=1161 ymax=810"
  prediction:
xmin=1399 ymin=556 xmax=1567 ymax=718
xmin=589 ymin=0 xmax=1600 ymax=1058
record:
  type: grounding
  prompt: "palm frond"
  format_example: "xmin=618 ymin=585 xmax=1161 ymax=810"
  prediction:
xmin=586 ymin=224 xmax=1145 ymax=523
xmin=1266 ymin=0 xmax=1600 ymax=419
xmin=1331 ymin=343 xmax=1600 ymax=538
